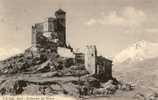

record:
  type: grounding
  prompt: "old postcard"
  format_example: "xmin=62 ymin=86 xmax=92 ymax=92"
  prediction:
xmin=0 ymin=0 xmax=157 ymax=100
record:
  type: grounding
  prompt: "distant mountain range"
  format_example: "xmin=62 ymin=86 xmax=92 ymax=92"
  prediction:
xmin=113 ymin=40 xmax=158 ymax=65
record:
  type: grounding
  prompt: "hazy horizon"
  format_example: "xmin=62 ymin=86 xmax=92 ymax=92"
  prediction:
xmin=0 ymin=0 xmax=158 ymax=60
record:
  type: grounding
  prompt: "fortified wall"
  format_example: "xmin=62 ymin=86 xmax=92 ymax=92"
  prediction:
xmin=84 ymin=45 xmax=97 ymax=75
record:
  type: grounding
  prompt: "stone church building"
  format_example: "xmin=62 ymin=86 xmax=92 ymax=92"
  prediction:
xmin=30 ymin=9 xmax=112 ymax=81
xmin=31 ymin=9 xmax=66 ymax=51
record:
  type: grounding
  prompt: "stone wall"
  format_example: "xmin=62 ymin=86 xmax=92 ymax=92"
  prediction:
xmin=84 ymin=45 xmax=97 ymax=75
xmin=57 ymin=47 xmax=75 ymax=58
xmin=96 ymin=56 xmax=112 ymax=81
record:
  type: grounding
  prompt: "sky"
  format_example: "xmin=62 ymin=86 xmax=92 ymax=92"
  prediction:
xmin=0 ymin=0 xmax=158 ymax=60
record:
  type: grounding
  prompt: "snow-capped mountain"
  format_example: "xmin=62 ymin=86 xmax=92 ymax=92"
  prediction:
xmin=113 ymin=40 xmax=158 ymax=65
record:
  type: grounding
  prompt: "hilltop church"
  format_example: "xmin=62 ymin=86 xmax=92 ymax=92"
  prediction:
xmin=30 ymin=9 xmax=112 ymax=81
xmin=31 ymin=9 xmax=66 ymax=51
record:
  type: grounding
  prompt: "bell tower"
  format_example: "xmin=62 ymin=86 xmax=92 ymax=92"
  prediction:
xmin=55 ymin=9 xmax=66 ymax=47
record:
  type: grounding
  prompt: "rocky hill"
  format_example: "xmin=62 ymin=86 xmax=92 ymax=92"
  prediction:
xmin=0 ymin=38 xmax=158 ymax=100
xmin=0 ymin=40 xmax=158 ymax=100
xmin=0 ymin=44 xmax=134 ymax=98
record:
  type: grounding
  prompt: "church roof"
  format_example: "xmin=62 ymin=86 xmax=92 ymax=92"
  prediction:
xmin=55 ymin=9 xmax=66 ymax=14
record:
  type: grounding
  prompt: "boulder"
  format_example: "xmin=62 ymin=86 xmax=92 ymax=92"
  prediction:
xmin=22 ymin=84 xmax=43 ymax=95
xmin=0 ymin=80 xmax=27 ymax=95
xmin=62 ymin=82 xmax=79 ymax=96
xmin=80 ymin=76 xmax=100 ymax=88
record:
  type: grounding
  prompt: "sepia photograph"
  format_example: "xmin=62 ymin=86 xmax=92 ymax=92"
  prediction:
xmin=0 ymin=0 xmax=158 ymax=100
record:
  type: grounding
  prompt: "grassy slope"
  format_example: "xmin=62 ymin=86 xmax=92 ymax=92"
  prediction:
xmin=113 ymin=57 xmax=158 ymax=98
xmin=86 ymin=57 xmax=158 ymax=100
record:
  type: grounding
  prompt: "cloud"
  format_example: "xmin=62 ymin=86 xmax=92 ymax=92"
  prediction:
xmin=145 ymin=28 xmax=158 ymax=33
xmin=86 ymin=18 xmax=97 ymax=26
xmin=86 ymin=7 xmax=147 ymax=27
xmin=0 ymin=47 xmax=24 ymax=60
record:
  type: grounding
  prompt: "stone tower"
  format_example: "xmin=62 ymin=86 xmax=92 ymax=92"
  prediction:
xmin=84 ymin=45 xmax=97 ymax=74
xmin=32 ymin=26 xmax=36 ymax=48
xmin=55 ymin=9 xmax=66 ymax=47
xmin=31 ymin=26 xmax=38 ymax=52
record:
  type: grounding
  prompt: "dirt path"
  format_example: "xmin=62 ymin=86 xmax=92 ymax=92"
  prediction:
xmin=0 ymin=73 xmax=80 ymax=83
